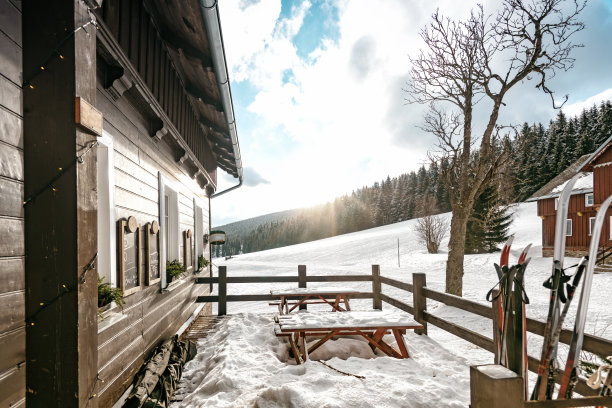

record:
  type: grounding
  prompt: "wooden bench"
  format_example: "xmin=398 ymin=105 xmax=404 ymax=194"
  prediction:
xmin=275 ymin=310 xmax=424 ymax=364
xmin=270 ymin=287 xmax=360 ymax=314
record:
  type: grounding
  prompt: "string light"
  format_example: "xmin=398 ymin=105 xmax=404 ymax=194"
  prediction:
xmin=23 ymin=15 xmax=98 ymax=90
xmin=23 ymin=141 xmax=98 ymax=207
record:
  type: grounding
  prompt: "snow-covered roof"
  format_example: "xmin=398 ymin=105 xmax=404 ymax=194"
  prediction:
xmin=527 ymin=154 xmax=593 ymax=201
xmin=579 ymin=133 xmax=612 ymax=172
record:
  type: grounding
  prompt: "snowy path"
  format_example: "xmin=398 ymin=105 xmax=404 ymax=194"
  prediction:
xmin=171 ymin=202 xmax=612 ymax=407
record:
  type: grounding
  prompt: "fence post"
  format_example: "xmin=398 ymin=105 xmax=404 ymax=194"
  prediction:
xmin=298 ymin=265 xmax=307 ymax=310
xmin=412 ymin=273 xmax=427 ymax=335
xmin=218 ymin=266 xmax=227 ymax=316
xmin=470 ymin=365 xmax=524 ymax=408
xmin=491 ymin=289 xmax=501 ymax=364
xmin=372 ymin=265 xmax=382 ymax=310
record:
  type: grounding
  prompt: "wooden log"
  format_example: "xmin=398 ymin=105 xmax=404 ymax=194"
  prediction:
xmin=372 ymin=265 xmax=382 ymax=310
xmin=413 ymin=273 xmax=427 ymax=335
xmin=470 ymin=365 xmax=524 ymax=408
xmin=298 ymin=265 xmax=307 ymax=310
xmin=218 ymin=266 xmax=227 ymax=316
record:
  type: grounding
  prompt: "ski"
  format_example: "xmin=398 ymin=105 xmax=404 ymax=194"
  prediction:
xmin=558 ymin=194 xmax=612 ymax=399
xmin=507 ymin=257 xmax=531 ymax=398
xmin=532 ymin=173 xmax=582 ymax=401
xmin=492 ymin=236 xmax=514 ymax=365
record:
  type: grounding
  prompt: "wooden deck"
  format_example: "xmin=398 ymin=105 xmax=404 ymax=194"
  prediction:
xmin=182 ymin=315 xmax=226 ymax=340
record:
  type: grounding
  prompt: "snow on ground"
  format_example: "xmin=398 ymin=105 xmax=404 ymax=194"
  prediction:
xmin=171 ymin=202 xmax=612 ymax=407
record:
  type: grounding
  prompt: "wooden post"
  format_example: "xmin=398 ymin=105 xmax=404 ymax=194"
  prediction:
xmin=412 ymin=273 xmax=427 ymax=335
xmin=24 ymin=2 xmax=98 ymax=406
xmin=298 ymin=265 xmax=307 ymax=310
xmin=470 ymin=365 xmax=524 ymax=408
xmin=372 ymin=265 xmax=382 ymax=310
xmin=218 ymin=266 xmax=227 ymax=316
xmin=491 ymin=289 xmax=501 ymax=364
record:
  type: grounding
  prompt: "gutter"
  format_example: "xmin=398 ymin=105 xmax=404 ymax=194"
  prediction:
xmin=199 ymin=0 xmax=244 ymax=198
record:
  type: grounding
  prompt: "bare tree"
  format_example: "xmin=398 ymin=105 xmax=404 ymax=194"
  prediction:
xmin=414 ymin=196 xmax=449 ymax=254
xmin=406 ymin=0 xmax=585 ymax=295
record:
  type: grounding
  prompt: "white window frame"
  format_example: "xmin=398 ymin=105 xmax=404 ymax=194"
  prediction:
xmin=589 ymin=217 xmax=596 ymax=236
xmin=159 ymin=173 xmax=179 ymax=289
xmin=585 ymin=193 xmax=594 ymax=207
xmin=194 ymin=199 xmax=205 ymax=270
xmin=566 ymin=219 xmax=572 ymax=237
xmin=97 ymin=132 xmax=116 ymax=287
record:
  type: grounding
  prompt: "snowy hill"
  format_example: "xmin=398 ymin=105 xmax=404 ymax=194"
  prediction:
xmin=213 ymin=207 xmax=300 ymax=237
xmin=173 ymin=202 xmax=612 ymax=407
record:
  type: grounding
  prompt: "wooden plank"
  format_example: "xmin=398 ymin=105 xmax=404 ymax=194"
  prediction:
xmin=306 ymin=275 xmax=372 ymax=282
xmin=0 ymin=217 xmax=23 ymax=257
xmin=114 ymin=186 xmax=158 ymax=217
xmin=522 ymin=396 xmax=612 ymax=407
xmin=113 ymin=151 xmax=158 ymax=189
xmin=0 ymin=30 xmax=21 ymax=84
xmin=0 ymin=326 xmax=25 ymax=373
xmin=372 ymin=265 xmax=381 ymax=310
xmin=423 ymin=287 xmax=492 ymax=319
xmin=526 ymin=317 xmax=612 ymax=357
xmin=114 ymin=167 xmax=158 ymax=201
xmin=380 ymin=275 xmax=413 ymax=292
xmin=0 ymin=0 xmax=21 ymax=46
xmin=0 ymin=142 xmax=22 ymax=180
xmin=527 ymin=355 xmax=596 ymax=397
xmin=0 ymin=257 xmax=24 ymax=293
xmin=0 ymin=290 xmax=24 ymax=333
xmin=424 ymin=311 xmax=495 ymax=353
xmin=0 ymin=74 xmax=21 ymax=116
xmin=0 ymin=365 xmax=25 ymax=408
xmin=380 ymin=293 xmax=414 ymax=314
xmin=412 ymin=273 xmax=427 ymax=335
xmin=0 ymin=106 xmax=23 ymax=148
xmin=0 ymin=177 xmax=23 ymax=217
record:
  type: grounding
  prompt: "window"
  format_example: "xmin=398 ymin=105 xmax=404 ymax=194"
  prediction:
xmin=159 ymin=173 xmax=179 ymax=288
xmin=194 ymin=200 xmax=204 ymax=270
xmin=589 ymin=217 xmax=596 ymax=236
xmin=566 ymin=219 xmax=572 ymax=236
xmin=97 ymin=132 xmax=116 ymax=287
xmin=585 ymin=193 xmax=594 ymax=207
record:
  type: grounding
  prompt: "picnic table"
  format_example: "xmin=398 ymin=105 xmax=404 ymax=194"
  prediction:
xmin=274 ymin=310 xmax=424 ymax=364
xmin=269 ymin=286 xmax=360 ymax=314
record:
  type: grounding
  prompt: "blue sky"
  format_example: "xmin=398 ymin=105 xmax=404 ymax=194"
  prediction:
xmin=213 ymin=0 xmax=612 ymax=226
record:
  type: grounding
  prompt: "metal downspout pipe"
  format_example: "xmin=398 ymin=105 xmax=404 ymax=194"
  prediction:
xmin=199 ymin=0 xmax=244 ymax=198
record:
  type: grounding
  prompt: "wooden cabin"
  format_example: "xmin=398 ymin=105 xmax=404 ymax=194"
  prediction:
xmin=0 ymin=1 xmax=242 ymax=407
xmin=531 ymin=137 xmax=612 ymax=259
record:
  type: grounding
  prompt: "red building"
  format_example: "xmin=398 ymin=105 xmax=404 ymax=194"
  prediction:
xmin=531 ymin=137 xmax=612 ymax=261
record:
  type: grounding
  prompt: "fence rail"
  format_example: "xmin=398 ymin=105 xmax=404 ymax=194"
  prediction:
xmin=196 ymin=264 xmax=611 ymax=402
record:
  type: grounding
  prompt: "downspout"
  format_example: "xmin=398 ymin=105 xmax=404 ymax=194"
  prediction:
xmin=199 ymin=0 xmax=243 ymax=198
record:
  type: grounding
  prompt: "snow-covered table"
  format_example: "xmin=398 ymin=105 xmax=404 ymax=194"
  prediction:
xmin=269 ymin=286 xmax=360 ymax=314
xmin=275 ymin=310 xmax=424 ymax=364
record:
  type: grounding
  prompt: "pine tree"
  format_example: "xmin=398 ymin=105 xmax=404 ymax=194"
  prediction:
xmin=465 ymin=184 xmax=513 ymax=254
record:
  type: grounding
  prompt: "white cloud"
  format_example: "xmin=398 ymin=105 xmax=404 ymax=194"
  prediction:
xmin=213 ymin=0 xmax=612 ymax=224
xmin=561 ymin=88 xmax=612 ymax=117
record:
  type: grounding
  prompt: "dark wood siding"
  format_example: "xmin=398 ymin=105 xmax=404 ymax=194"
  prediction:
xmin=100 ymin=0 xmax=217 ymax=175
xmin=95 ymin=80 xmax=211 ymax=406
xmin=0 ymin=0 xmax=25 ymax=406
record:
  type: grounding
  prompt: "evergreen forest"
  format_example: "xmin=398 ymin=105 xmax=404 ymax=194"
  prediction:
xmin=213 ymin=101 xmax=612 ymax=258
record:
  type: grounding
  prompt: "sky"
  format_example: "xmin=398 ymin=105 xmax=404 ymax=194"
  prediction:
xmin=211 ymin=0 xmax=612 ymax=226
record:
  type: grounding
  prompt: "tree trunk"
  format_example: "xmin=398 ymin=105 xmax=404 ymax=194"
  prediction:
xmin=446 ymin=207 xmax=470 ymax=296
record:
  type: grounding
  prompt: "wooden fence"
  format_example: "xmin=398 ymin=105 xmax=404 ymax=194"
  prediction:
xmin=195 ymin=264 xmax=612 ymax=404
